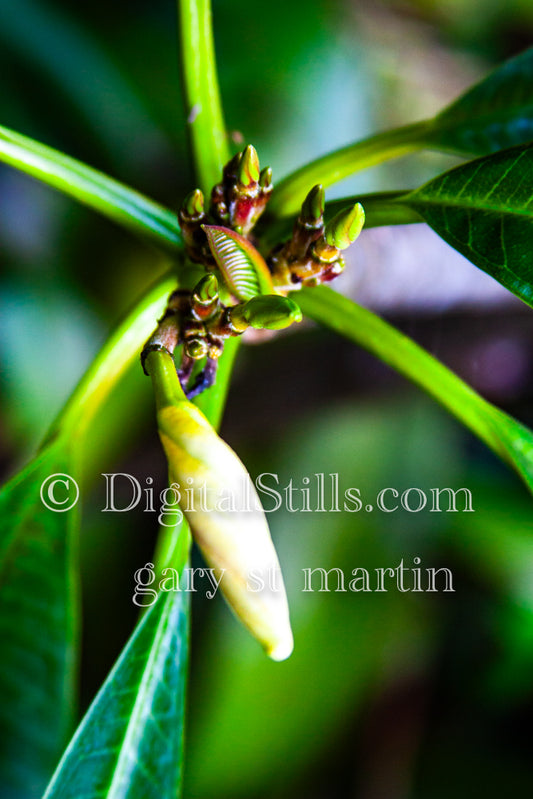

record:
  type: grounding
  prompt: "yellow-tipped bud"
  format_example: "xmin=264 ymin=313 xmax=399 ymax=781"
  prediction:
xmin=238 ymin=144 xmax=260 ymax=187
xmin=325 ymin=203 xmax=365 ymax=250
xmin=146 ymin=350 xmax=293 ymax=660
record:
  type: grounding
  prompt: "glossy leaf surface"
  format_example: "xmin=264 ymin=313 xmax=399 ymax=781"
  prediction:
xmin=428 ymin=46 xmax=533 ymax=155
xmin=403 ymin=143 xmax=533 ymax=307
xmin=0 ymin=438 xmax=78 ymax=799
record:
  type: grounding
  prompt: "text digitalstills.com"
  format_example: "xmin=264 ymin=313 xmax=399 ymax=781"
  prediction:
xmin=98 ymin=472 xmax=474 ymax=526
xmin=39 ymin=472 xmax=475 ymax=518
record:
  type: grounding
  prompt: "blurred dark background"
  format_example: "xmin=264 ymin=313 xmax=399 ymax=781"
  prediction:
xmin=1 ymin=1 xmax=533 ymax=797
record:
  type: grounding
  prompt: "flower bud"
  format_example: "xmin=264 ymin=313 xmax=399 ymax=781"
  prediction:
xmin=324 ymin=203 xmax=365 ymax=250
xmin=229 ymin=295 xmax=302 ymax=332
xmin=146 ymin=350 xmax=294 ymax=660
xmin=300 ymin=184 xmax=325 ymax=228
xmin=237 ymin=144 xmax=260 ymax=187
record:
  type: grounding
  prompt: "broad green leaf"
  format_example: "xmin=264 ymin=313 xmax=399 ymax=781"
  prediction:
xmin=270 ymin=47 xmax=533 ymax=217
xmin=427 ymin=46 xmax=533 ymax=155
xmin=203 ymin=225 xmax=274 ymax=300
xmin=43 ymin=587 xmax=189 ymax=799
xmin=0 ymin=438 xmax=79 ymax=799
xmin=296 ymin=286 xmax=533 ymax=494
xmin=177 ymin=0 xmax=229 ymax=192
xmin=401 ymin=143 xmax=533 ymax=307
xmin=0 ymin=125 xmax=181 ymax=251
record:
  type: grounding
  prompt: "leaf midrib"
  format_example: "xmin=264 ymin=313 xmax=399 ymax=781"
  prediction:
xmin=405 ymin=192 xmax=533 ymax=217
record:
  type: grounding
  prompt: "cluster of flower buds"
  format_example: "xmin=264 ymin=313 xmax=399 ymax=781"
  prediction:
xmin=178 ymin=145 xmax=273 ymax=268
xmin=268 ymin=184 xmax=365 ymax=291
xmin=142 ymin=148 xmax=368 ymax=662
xmin=142 ymin=274 xmax=301 ymax=398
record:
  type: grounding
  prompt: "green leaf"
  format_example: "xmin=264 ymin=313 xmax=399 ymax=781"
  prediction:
xmin=427 ymin=46 xmax=533 ymax=155
xmin=177 ymin=0 xmax=229 ymax=193
xmin=203 ymin=225 xmax=274 ymax=300
xmin=400 ymin=143 xmax=533 ymax=307
xmin=296 ymin=286 xmax=533 ymax=494
xmin=0 ymin=124 xmax=181 ymax=251
xmin=43 ymin=587 xmax=189 ymax=799
xmin=270 ymin=47 xmax=533 ymax=217
xmin=0 ymin=438 xmax=79 ymax=799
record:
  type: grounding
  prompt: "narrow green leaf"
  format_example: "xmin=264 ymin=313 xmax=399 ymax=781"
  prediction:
xmin=401 ymin=143 xmax=533 ymax=307
xmin=0 ymin=438 xmax=79 ymax=799
xmin=297 ymin=286 xmax=533 ymax=494
xmin=178 ymin=0 xmax=229 ymax=193
xmin=0 ymin=124 xmax=181 ymax=251
xmin=43 ymin=586 xmax=189 ymax=799
xmin=270 ymin=47 xmax=533 ymax=217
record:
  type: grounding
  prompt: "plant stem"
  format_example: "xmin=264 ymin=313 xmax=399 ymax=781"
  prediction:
xmin=297 ymin=286 xmax=533 ymax=492
xmin=326 ymin=192 xmax=422 ymax=228
xmin=46 ymin=273 xmax=180 ymax=443
xmin=269 ymin=121 xmax=431 ymax=218
xmin=0 ymin=124 xmax=181 ymax=251
xmin=258 ymin=191 xmax=422 ymax=248
xmin=176 ymin=0 xmax=240 ymax=429
xmin=177 ymin=0 xmax=230 ymax=194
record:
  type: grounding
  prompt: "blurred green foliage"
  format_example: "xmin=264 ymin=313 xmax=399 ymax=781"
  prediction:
xmin=1 ymin=0 xmax=533 ymax=797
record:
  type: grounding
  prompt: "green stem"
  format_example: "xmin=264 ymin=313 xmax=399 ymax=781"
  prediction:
xmin=269 ymin=121 xmax=431 ymax=218
xmin=0 ymin=124 xmax=181 ymax=251
xmin=148 ymin=337 xmax=238 ymax=574
xmin=176 ymin=0 xmax=239 ymax=423
xmin=47 ymin=273 xmax=179 ymax=443
xmin=146 ymin=349 xmax=188 ymax=409
xmin=258 ymin=191 xmax=421 ymax=249
xmin=177 ymin=0 xmax=230 ymax=193
xmin=326 ymin=192 xmax=422 ymax=228
xmin=297 ymin=286 xmax=533 ymax=492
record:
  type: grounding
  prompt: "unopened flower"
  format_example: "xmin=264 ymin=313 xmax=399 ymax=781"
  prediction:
xmin=145 ymin=348 xmax=293 ymax=661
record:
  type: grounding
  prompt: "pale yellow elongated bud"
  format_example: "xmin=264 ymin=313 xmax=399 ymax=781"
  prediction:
xmin=145 ymin=350 xmax=293 ymax=661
